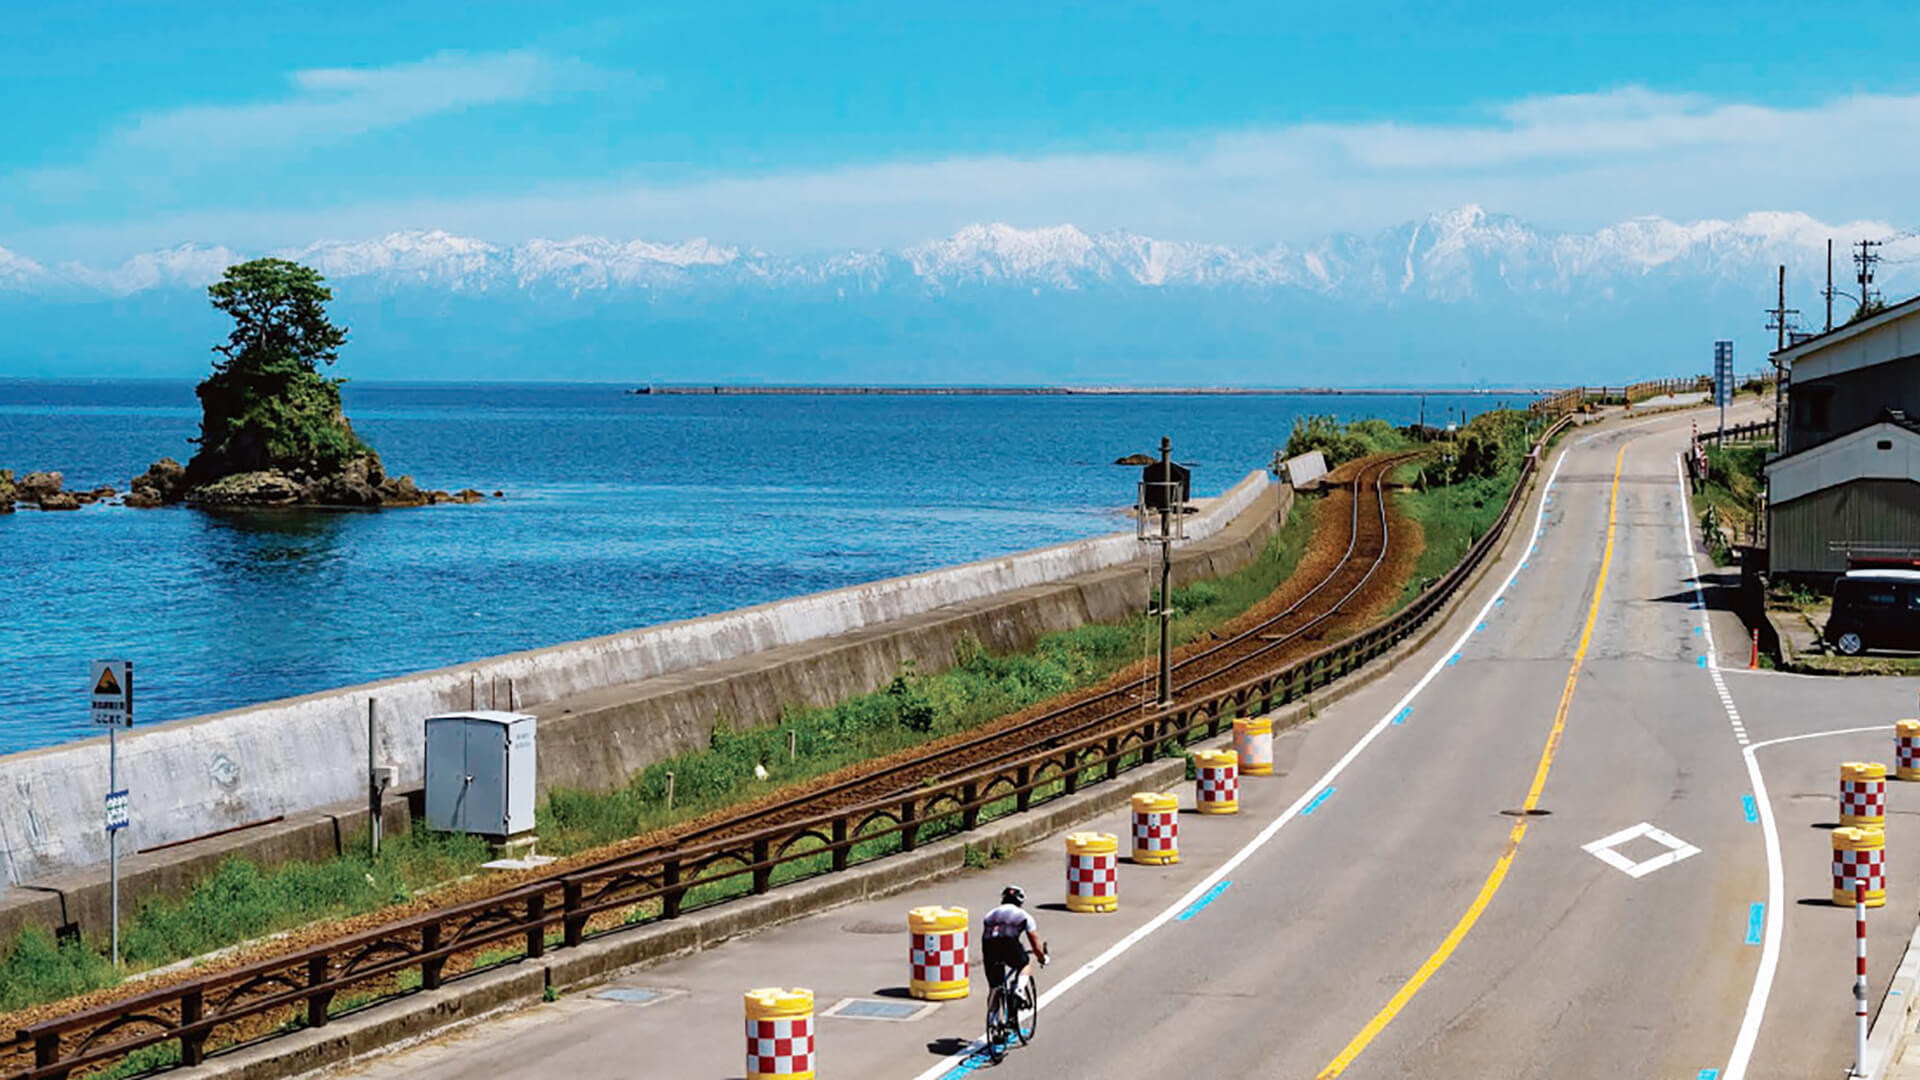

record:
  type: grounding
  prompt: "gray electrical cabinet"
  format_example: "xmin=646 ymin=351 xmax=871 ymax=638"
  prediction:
xmin=424 ymin=711 xmax=537 ymax=838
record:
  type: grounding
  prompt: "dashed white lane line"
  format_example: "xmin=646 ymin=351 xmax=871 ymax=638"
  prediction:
xmin=907 ymin=424 xmax=1595 ymax=1080
xmin=1675 ymin=452 xmax=1772 ymax=1080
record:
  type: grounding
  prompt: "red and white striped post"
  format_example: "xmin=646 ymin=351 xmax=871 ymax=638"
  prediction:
xmin=1854 ymin=875 xmax=1869 ymax=1078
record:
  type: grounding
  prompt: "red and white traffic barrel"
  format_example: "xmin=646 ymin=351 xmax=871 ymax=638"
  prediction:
xmin=1832 ymin=827 xmax=1886 ymax=908
xmin=1065 ymin=831 xmax=1119 ymax=913
xmin=1129 ymin=792 xmax=1179 ymax=865
xmin=1840 ymin=762 xmax=1887 ymax=830
xmin=1897 ymin=721 xmax=1920 ymax=782
xmin=744 ymin=988 xmax=814 ymax=1080
xmin=1195 ymin=749 xmax=1239 ymax=814
xmin=1233 ymin=716 xmax=1274 ymax=776
xmin=907 ymin=906 xmax=968 ymax=1000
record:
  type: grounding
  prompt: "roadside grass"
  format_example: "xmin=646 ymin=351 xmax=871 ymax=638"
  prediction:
xmin=1390 ymin=408 xmax=1545 ymax=610
xmin=1792 ymin=654 xmax=1920 ymax=676
xmin=1393 ymin=467 xmax=1517 ymax=609
xmin=0 ymin=499 xmax=1315 ymax=1017
xmin=539 ymin=496 xmax=1314 ymax=855
xmin=1695 ymin=442 xmax=1768 ymax=564
xmin=0 ymin=826 xmax=488 ymax=1017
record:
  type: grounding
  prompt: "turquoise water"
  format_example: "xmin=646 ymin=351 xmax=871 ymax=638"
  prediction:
xmin=0 ymin=381 xmax=1502 ymax=753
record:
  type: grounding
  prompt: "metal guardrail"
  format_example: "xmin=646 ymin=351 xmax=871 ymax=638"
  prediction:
xmin=2 ymin=418 xmax=1570 ymax=1080
xmin=1706 ymin=420 xmax=1774 ymax=446
xmin=1530 ymin=377 xmax=1711 ymax=416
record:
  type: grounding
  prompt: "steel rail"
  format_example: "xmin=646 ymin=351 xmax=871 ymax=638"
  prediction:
xmin=1 ymin=429 xmax=1564 ymax=1080
xmin=561 ymin=452 xmax=1411 ymax=871
xmin=942 ymin=455 xmax=1400 ymax=781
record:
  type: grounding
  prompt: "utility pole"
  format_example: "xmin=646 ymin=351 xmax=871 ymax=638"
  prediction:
xmin=1826 ymin=238 xmax=1835 ymax=332
xmin=1772 ymin=265 xmax=1789 ymax=353
xmin=1765 ymin=265 xmax=1799 ymax=452
xmin=1855 ymin=238 xmax=1883 ymax=316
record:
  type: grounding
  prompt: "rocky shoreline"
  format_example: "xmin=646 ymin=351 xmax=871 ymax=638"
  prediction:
xmin=1 ymin=460 xmax=502 ymax=513
xmin=3 ymin=259 xmax=507 ymax=517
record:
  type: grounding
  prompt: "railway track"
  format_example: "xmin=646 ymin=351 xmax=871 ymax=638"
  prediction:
xmin=1 ymin=451 xmax=1432 ymax=1080
xmin=563 ymin=450 xmax=1411 ymax=872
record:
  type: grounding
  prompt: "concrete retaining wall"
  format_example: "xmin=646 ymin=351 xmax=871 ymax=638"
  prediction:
xmin=0 ymin=471 xmax=1272 ymax=893
xmin=174 ymin=433 xmax=1550 ymax=1080
xmin=528 ymin=478 xmax=1288 ymax=799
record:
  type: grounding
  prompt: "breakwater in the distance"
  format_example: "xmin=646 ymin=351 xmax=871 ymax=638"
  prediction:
xmin=1 ymin=380 xmax=1508 ymax=755
xmin=633 ymin=384 xmax=1545 ymax=396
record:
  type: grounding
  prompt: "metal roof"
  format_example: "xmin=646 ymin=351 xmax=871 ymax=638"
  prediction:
xmin=1840 ymin=569 xmax=1920 ymax=582
xmin=1771 ymin=292 xmax=1920 ymax=364
xmin=425 ymin=710 xmax=534 ymax=726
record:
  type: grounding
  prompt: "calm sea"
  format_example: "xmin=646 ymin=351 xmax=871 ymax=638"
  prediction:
xmin=0 ymin=381 xmax=1503 ymax=754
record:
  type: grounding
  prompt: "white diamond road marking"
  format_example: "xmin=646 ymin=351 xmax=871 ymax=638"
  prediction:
xmin=1582 ymin=822 xmax=1702 ymax=879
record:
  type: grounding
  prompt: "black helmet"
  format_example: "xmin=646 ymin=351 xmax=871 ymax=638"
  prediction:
xmin=1001 ymin=884 xmax=1026 ymax=906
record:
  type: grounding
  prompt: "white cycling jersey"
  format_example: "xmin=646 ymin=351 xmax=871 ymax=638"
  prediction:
xmin=982 ymin=903 xmax=1036 ymax=941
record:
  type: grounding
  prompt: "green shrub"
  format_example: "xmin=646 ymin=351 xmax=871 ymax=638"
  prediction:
xmin=0 ymin=496 xmax=1325 ymax=1018
xmin=0 ymin=928 xmax=118 ymax=1012
xmin=0 ymin=825 xmax=487 ymax=1016
xmin=1284 ymin=415 xmax=1413 ymax=467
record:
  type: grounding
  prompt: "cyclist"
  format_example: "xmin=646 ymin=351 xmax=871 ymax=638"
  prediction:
xmin=982 ymin=885 xmax=1048 ymax=1014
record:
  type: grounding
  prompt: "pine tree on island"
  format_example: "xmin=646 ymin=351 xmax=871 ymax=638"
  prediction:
xmin=129 ymin=258 xmax=489 ymax=509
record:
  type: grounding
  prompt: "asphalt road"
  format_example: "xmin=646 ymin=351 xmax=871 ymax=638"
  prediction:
xmin=334 ymin=403 xmax=1920 ymax=1080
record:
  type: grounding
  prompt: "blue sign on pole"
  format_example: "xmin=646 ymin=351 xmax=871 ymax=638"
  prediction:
xmin=1713 ymin=340 xmax=1735 ymax=407
xmin=105 ymin=789 xmax=130 ymax=833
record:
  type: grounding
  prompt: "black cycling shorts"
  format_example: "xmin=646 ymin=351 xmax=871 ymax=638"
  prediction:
xmin=983 ymin=936 xmax=1029 ymax=989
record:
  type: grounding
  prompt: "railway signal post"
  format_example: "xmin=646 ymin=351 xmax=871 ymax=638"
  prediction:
xmin=1138 ymin=436 xmax=1189 ymax=707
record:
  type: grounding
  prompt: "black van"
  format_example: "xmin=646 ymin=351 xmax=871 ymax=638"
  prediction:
xmin=1825 ymin=570 xmax=1920 ymax=656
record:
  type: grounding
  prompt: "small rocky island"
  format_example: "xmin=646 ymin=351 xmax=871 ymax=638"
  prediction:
xmin=1 ymin=258 xmax=496 ymax=513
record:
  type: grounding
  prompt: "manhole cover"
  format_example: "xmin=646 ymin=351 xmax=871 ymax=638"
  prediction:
xmin=594 ymin=987 xmax=669 ymax=1005
xmin=822 ymin=998 xmax=935 ymax=1022
xmin=1500 ymin=808 xmax=1552 ymax=817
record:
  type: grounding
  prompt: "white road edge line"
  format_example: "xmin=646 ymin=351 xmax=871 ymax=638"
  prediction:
xmin=1746 ymin=726 xmax=1892 ymax=753
xmin=906 ymin=419 xmax=1620 ymax=1080
xmin=1676 ymin=452 xmax=1779 ymax=1080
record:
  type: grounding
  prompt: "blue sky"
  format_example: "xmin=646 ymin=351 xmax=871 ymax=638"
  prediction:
xmin=6 ymin=1 xmax=1920 ymax=261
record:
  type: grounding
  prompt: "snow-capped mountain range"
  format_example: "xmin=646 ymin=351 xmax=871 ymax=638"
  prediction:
xmin=2 ymin=206 xmax=1911 ymax=384
xmin=5 ymin=205 xmax=1908 ymax=301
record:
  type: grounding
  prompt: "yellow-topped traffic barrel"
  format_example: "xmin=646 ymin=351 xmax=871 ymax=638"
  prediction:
xmin=1840 ymin=762 xmax=1888 ymax=829
xmin=907 ymin=905 xmax=969 ymax=1000
xmin=1832 ymin=827 xmax=1886 ymax=907
xmin=1233 ymin=716 xmax=1274 ymax=776
xmin=1195 ymin=749 xmax=1239 ymax=814
xmin=1065 ymin=831 xmax=1119 ymax=912
xmin=1897 ymin=721 xmax=1920 ymax=781
xmin=744 ymin=988 xmax=814 ymax=1080
xmin=1130 ymin=791 xmax=1179 ymax=864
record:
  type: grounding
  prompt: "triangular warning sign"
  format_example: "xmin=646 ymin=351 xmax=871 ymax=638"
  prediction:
xmin=94 ymin=666 xmax=121 ymax=697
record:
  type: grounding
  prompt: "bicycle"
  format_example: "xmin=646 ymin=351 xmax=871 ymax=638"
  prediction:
xmin=983 ymin=956 xmax=1041 ymax=1064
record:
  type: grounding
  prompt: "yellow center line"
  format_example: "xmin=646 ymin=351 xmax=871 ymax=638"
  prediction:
xmin=1315 ymin=440 xmax=1628 ymax=1079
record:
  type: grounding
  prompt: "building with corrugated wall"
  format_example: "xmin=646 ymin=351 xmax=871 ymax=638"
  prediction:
xmin=1768 ymin=421 xmax=1920 ymax=574
xmin=1766 ymin=297 xmax=1920 ymax=577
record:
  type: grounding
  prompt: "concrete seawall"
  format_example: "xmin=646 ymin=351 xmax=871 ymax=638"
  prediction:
xmin=0 ymin=471 xmax=1274 ymax=899
xmin=528 ymin=476 xmax=1289 ymax=798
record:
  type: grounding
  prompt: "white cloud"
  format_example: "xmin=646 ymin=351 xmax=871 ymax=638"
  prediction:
xmin=20 ymin=50 xmax=624 ymax=186
xmin=8 ymin=85 xmax=1919 ymax=261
